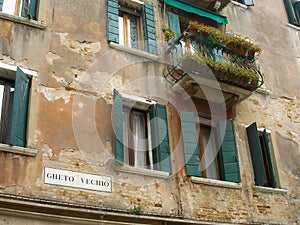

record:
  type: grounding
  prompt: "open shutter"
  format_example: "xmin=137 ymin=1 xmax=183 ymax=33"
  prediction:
xmin=283 ymin=0 xmax=299 ymax=26
xmin=9 ymin=68 xmax=30 ymax=147
xmin=21 ymin=0 xmax=29 ymax=18
xmin=262 ymin=130 xmax=276 ymax=187
xmin=149 ymin=104 xmax=171 ymax=173
xmin=219 ymin=120 xmax=241 ymax=183
xmin=294 ymin=0 xmax=300 ymax=21
xmin=0 ymin=0 xmax=3 ymax=11
xmin=107 ymin=0 xmax=119 ymax=43
xmin=28 ymin=0 xmax=37 ymax=20
xmin=180 ymin=112 xmax=201 ymax=177
xmin=142 ymin=2 xmax=158 ymax=55
xmin=168 ymin=12 xmax=181 ymax=38
xmin=246 ymin=122 xmax=267 ymax=186
xmin=113 ymin=89 xmax=124 ymax=163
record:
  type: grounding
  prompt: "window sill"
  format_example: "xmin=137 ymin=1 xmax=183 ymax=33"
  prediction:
xmin=190 ymin=176 xmax=242 ymax=189
xmin=286 ymin=23 xmax=300 ymax=31
xmin=253 ymin=185 xmax=288 ymax=194
xmin=0 ymin=12 xmax=47 ymax=29
xmin=109 ymin=42 xmax=159 ymax=61
xmin=230 ymin=1 xmax=248 ymax=9
xmin=0 ymin=143 xmax=38 ymax=156
xmin=113 ymin=162 xmax=170 ymax=179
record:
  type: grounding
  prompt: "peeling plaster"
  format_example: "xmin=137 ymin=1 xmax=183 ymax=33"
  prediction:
xmin=56 ymin=33 xmax=101 ymax=55
xmin=46 ymin=52 xmax=62 ymax=65
xmin=38 ymin=86 xmax=71 ymax=104
xmin=42 ymin=144 xmax=53 ymax=160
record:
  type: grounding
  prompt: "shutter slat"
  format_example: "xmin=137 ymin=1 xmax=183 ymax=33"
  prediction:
xmin=262 ymin=130 xmax=276 ymax=187
xmin=142 ymin=2 xmax=158 ymax=55
xmin=9 ymin=68 xmax=30 ymax=147
xmin=168 ymin=12 xmax=181 ymax=38
xmin=180 ymin=112 xmax=201 ymax=177
xmin=246 ymin=122 xmax=267 ymax=186
xmin=107 ymin=0 xmax=119 ymax=43
xmin=219 ymin=120 xmax=241 ymax=183
xmin=149 ymin=104 xmax=171 ymax=173
xmin=113 ymin=89 xmax=124 ymax=163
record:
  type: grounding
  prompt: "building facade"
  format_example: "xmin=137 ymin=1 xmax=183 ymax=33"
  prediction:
xmin=0 ymin=0 xmax=299 ymax=224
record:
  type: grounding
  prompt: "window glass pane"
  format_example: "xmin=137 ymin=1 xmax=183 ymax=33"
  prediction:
xmin=202 ymin=127 xmax=219 ymax=179
xmin=0 ymin=85 xmax=4 ymax=121
xmin=2 ymin=0 xmax=16 ymax=15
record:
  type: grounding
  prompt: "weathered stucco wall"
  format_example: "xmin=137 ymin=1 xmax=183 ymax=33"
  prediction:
xmin=0 ymin=0 xmax=299 ymax=224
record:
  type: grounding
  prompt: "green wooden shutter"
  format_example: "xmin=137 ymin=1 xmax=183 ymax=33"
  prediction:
xmin=294 ymin=0 xmax=300 ymax=22
xmin=9 ymin=68 xmax=30 ymax=147
xmin=180 ymin=112 xmax=201 ymax=177
xmin=142 ymin=2 xmax=158 ymax=55
xmin=168 ymin=12 xmax=181 ymax=38
xmin=283 ymin=0 xmax=299 ymax=26
xmin=107 ymin=0 xmax=119 ymax=43
xmin=262 ymin=130 xmax=276 ymax=187
xmin=28 ymin=0 xmax=37 ymax=20
xmin=246 ymin=122 xmax=267 ymax=186
xmin=0 ymin=0 xmax=3 ymax=11
xmin=113 ymin=89 xmax=124 ymax=163
xmin=149 ymin=104 xmax=171 ymax=173
xmin=218 ymin=120 xmax=241 ymax=183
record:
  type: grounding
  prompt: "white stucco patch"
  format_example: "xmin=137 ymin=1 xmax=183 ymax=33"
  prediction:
xmin=38 ymin=86 xmax=71 ymax=104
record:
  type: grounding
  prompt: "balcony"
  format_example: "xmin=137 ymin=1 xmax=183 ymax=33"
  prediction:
xmin=163 ymin=0 xmax=231 ymax=12
xmin=163 ymin=21 xmax=264 ymax=108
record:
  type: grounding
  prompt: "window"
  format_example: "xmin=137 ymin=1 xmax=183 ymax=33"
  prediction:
xmin=0 ymin=67 xmax=31 ymax=147
xmin=107 ymin=0 xmax=158 ymax=55
xmin=0 ymin=0 xmax=38 ymax=20
xmin=283 ymin=0 xmax=300 ymax=26
xmin=180 ymin=112 xmax=240 ymax=183
xmin=246 ymin=122 xmax=277 ymax=188
xmin=232 ymin=0 xmax=254 ymax=6
xmin=113 ymin=89 xmax=171 ymax=173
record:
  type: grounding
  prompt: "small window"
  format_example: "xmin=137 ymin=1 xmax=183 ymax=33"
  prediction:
xmin=180 ymin=112 xmax=241 ymax=183
xmin=0 ymin=67 xmax=31 ymax=147
xmin=107 ymin=0 xmax=158 ymax=54
xmin=0 ymin=0 xmax=38 ymax=20
xmin=283 ymin=0 xmax=300 ymax=26
xmin=246 ymin=122 xmax=277 ymax=188
xmin=113 ymin=90 xmax=171 ymax=173
xmin=233 ymin=0 xmax=254 ymax=6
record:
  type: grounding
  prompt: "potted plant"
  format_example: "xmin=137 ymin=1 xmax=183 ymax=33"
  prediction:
xmin=163 ymin=28 xmax=177 ymax=41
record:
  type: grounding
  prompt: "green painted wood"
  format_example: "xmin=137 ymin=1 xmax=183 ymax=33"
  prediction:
xmin=283 ymin=0 xmax=299 ymax=25
xmin=263 ymin=130 xmax=276 ymax=187
xmin=9 ymin=68 xmax=30 ymax=147
xmin=246 ymin=122 xmax=267 ymax=186
xmin=113 ymin=89 xmax=124 ymax=163
xmin=294 ymin=0 xmax=300 ymax=22
xmin=28 ymin=0 xmax=37 ymax=20
xmin=168 ymin=12 xmax=181 ymax=38
xmin=149 ymin=104 xmax=171 ymax=173
xmin=142 ymin=2 xmax=158 ymax=55
xmin=0 ymin=0 xmax=3 ymax=11
xmin=107 ymin=0 xmax=119 ymax=43
xmin=180 ymin=111 xmax=201 ymax=177
xmin=219 ymin=120 xmax=241 ymax=183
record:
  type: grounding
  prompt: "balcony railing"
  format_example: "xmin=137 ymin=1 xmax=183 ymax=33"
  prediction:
xmin=163 ymin=23 xmax=264 ymax=92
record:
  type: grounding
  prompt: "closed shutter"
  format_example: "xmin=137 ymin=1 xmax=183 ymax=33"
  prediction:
xmin=9 ymin=68 xmax=30 ymax=147
xmin=246 ymin=122 xmax=267 ymax=186
xmin=218 ymin=120 xmax=241 ymax=183
xmin=107 ymin=0 xmax=119 ymax=43
xmin=262 ymin=130 xmax=276 ymax=187
xmin=168 ymin=12 xmax=181 ymax=38
xmin=28 ymin=0 xmax=37 ymax=20
xmin=180 ymin=112 xmax=201 ymax=177
xmin=113 ymin=89 xmax=124 ymax=163
xmin=0 ymin=0 xmax=3 ymax=11
xmin=142 ymin=2 xmax=158 ymax=55
xmin=283 ymin=0 xmax=299 ymax=26
xmin=149 ymin=104 xmax=171 ymax=173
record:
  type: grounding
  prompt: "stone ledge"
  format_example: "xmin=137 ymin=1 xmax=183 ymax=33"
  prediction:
xmin=0 ymin=12 xmax=47 ymax=29
xmin=253 ymin=185 xmax=288 ymax=194
xmin=0 ymin=143 xmax=38 ymax=156
xmin=286 ymin=23 xmax=300 ymax=31
xmin=109 ymin=42 xmax=159 ymax=61
xmin=230 ymin=1 xmax=248 ymax=9
xmin=190 ymin=176 xmax=242 ymax=189
xmin=113 ymin=162 xmax=170 ymax=179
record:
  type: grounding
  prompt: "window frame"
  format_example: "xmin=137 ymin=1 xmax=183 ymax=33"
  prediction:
xmin=283 ymin=0 xmax=300 ymax=27
xmin=0 ymin=0 xmax=38 ymax=20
